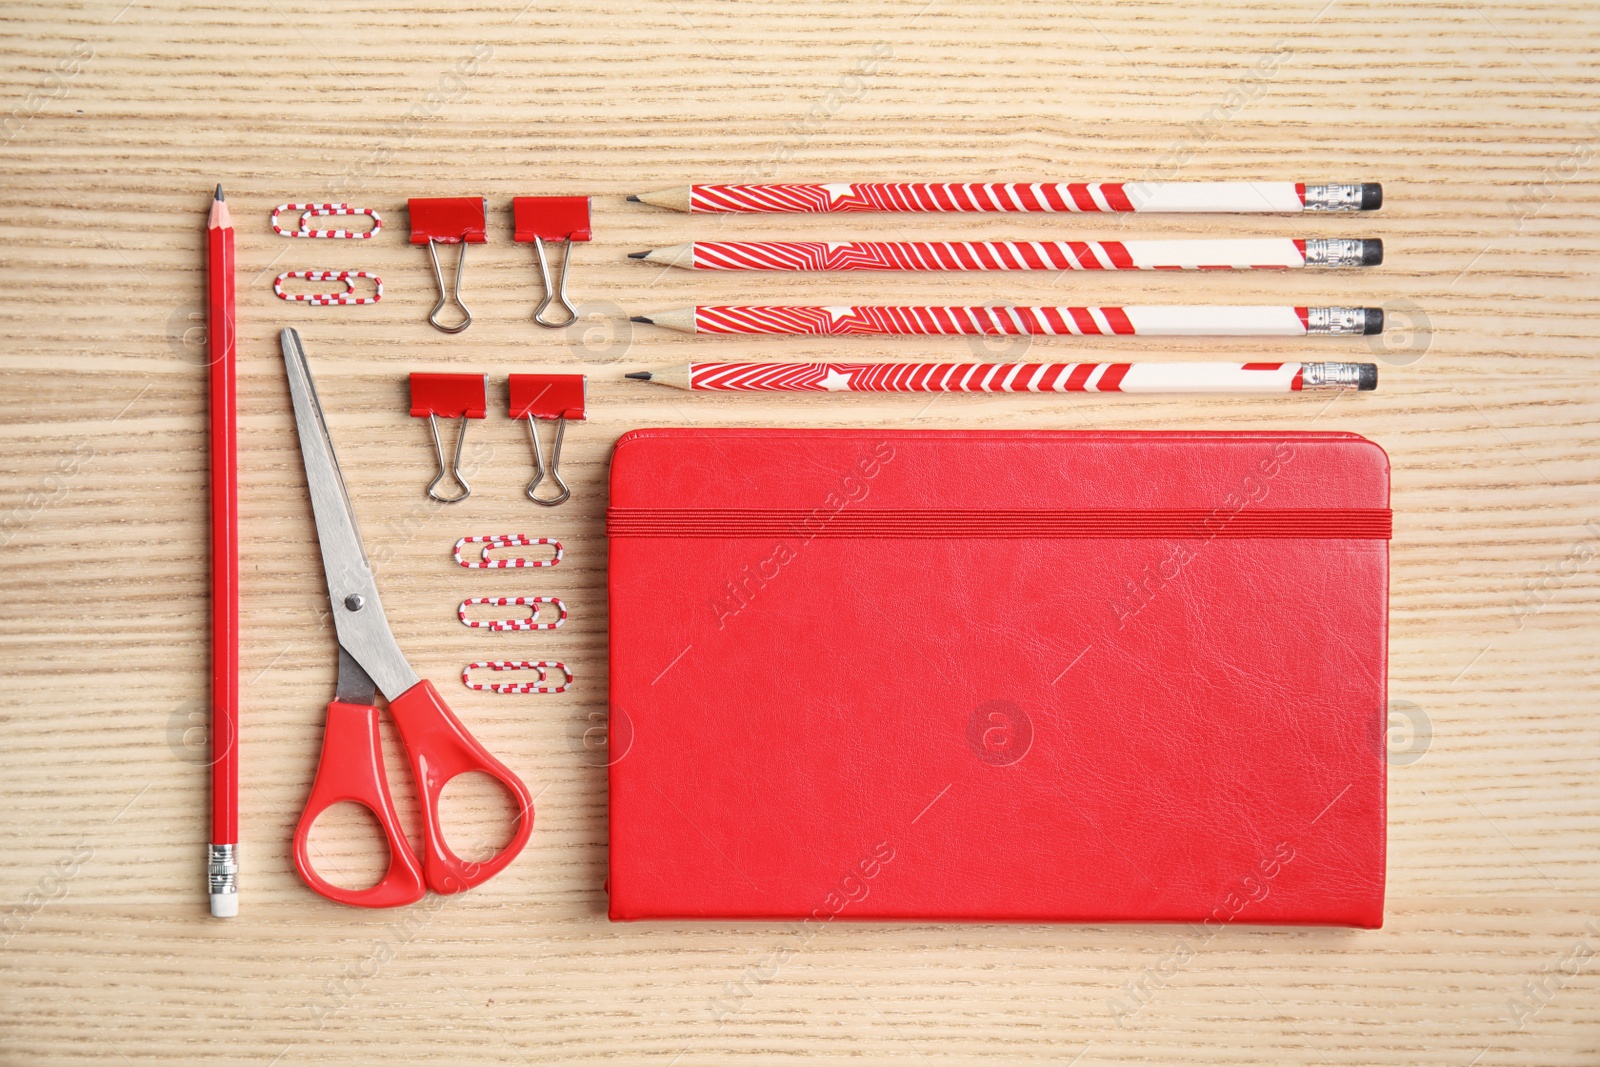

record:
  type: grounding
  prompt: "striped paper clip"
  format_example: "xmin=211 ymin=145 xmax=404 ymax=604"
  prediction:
xmin=453 ymin=534 xmax=563 ymax=568
xmin=462 ymin=660 xmax=572 ymax=694
xmin=274 ymin=270 xmax=383 ymax=305
xmin=458 ymin=596 xmax=568 ymax=631
xmin=270 ymin=203 xmax=383 ymax=239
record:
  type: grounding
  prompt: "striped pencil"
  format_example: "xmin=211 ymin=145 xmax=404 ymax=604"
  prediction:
xmin=632 ymin=305 xmax=1383 ymax=337
xmin=627 ymin=238 xmax=1381 ymax=272
xmin=625 ymin=361 xmax=1377 ymax=394
xmin=629 ymin=182 xmax=1383 ymax=214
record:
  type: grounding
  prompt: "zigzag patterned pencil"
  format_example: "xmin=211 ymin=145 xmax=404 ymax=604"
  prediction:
xmin=625 ymin=361 xmax=1377 ymax=393
xmin=628 ymin=238 xmax=1381 ymax=271
xmin=629 ymin=182 xmax=1382 ymax=214
xmin=632 ymin=305 xmax=1382 ymax=337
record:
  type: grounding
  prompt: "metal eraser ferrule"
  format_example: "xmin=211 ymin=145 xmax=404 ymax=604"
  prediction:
xmin=208 ymin=843 xmax=238 ymax=916
xmin=1307 ymin=306 xmax=1372 ymax=335
xmin=1304 ymin=183 xmax=1382 ymax=211
xmin=1303 ymin=362 xmax=1377 ymax=390
xmin=1304 ymin=238 xmax=1381 ymax=268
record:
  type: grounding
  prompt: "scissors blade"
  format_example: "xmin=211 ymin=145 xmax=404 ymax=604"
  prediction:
xmin=335 ymin=646 xmax=378 ymax=707
xmin=281 ymin=328 xmax=420 ymax=701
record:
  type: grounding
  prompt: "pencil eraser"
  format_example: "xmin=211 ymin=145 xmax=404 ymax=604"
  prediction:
xmin=1361 ymin=239 xmax=1383 ymax=266
xmin=210 ymin=892 xmax=238 ymax=918
xmin=1361 ymin=183 xmax=1383 ymax=210
xmin=1357 ymin=364 xmax=1378 ymax=391
xmin=1362 ymin=308 xmax=1385 ymax=335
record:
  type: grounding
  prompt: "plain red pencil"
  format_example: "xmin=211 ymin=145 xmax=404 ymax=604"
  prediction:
xmin=206 ymin=185 xmax=239 ymax=918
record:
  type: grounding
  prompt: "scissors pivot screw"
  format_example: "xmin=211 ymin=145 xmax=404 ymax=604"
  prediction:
xmin=344 ymin=594 xmax=365 ymax=612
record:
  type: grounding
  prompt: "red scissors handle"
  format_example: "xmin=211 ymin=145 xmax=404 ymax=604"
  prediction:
xmin=293 ymin=702 xmax=427 ymax=908
xmin=293 ymin=682 xmax=534 ymax=907
xmin=387 ymin=678 xmax=535 ymax=894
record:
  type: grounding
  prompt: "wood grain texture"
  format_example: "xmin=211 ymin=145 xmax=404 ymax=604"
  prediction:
xmin=2 ymin=0 xmax=1598 ymax=1063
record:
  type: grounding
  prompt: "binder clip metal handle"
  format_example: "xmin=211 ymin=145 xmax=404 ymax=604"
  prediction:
xmin=425 ymin=240 xmax=473 ymax=334
xmin=509 ymin=374 xmax=585 ymax=507
xmin=531 ymin=236 xmax=576 ymax=329
xmin=410 ymin=373 xmax=488 ymax=503
xmin=409 ymin=198 xmax=488 ymax=335
xmin=513 ymin=198 xmax=591 ymax=330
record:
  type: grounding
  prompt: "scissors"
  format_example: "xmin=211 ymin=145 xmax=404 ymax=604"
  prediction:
xmin=281 ymin=328 xmax=534 ymax=907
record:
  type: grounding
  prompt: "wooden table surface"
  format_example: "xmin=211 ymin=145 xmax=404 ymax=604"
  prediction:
xmin=3 ymin=1 xmax=1598 ymax=1063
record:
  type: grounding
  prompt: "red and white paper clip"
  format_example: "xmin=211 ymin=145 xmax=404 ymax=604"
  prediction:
xmin=509 ymin=374 xmax=585 ymax=508
xmin=410 ymin=196 xmax=487 ymax=333
xmin=458 ymin=596 xmax=568 ymax=631
xmin=512 ymin=196 xmax=591 ymax=328
xmin=410 ymin=373 xmax=487 ymax=503
xmin=270 ymin=203 xmax=383 ymax=239
xmin=453 ymin=534 xmax=563 ymax=568
xmin=462 ymin=660 xmax=572 ymax=694
xmin=273 ymin=270 xmax=383 ymax=305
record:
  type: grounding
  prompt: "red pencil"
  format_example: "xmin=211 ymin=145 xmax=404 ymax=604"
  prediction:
xmin=207 ymin=186 xmax=239 ymax=918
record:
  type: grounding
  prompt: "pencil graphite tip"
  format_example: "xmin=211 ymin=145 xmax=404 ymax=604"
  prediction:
xmin=627 ymin=250 xmax=650 ymax=259
xmin=214 ymin=184 xmax=224 ymax=201
xmin=626 ymin=195 xmax=641 ymax=203
xmin=629 ymin=315 xmax=653 ymax=324
xmin=625 ymin=371 xmax=653 ymax=381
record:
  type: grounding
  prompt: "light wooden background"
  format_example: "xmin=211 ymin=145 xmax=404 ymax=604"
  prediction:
xmin=2 ymin=0 xmax=1598 ymax=1063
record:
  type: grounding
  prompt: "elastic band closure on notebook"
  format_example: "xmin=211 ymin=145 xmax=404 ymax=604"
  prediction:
xmin=606 ymin=508 xmax=1393 ymax=539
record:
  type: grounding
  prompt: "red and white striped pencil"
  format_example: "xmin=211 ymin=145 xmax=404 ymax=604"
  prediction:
xmin=629 ymin=182 xmax=1383 ymax=214
xmin=632 ymin=305 xmax=1382 ymax=337
xmin=625 ymin=361 xmax=1376 ymax=394
xmin=627 ymin=238 xmax=1381 ymax=272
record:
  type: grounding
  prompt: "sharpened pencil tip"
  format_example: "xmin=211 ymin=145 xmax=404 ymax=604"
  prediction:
xmin=625 ymin=371 xmax=653 ymax=381
xmin=630 ymin=316 xmax=653 ymax=324
xmin=214 ymin=184 xmax=224 ymax=201
xmin=626 ymin=195 xmax=641 ymax=203
xmin=627 ymin=250 xmax=650 ymax=259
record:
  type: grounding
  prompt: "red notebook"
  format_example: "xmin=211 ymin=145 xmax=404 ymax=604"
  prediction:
xmin=606 ymin=429 xmax=1389 ymax=927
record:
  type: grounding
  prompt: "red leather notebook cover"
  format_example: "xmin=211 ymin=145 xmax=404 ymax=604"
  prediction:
xmin=607 ymin=430 xmax=1389 ymax=927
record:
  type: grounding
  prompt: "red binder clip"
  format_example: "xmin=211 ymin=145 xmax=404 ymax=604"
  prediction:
xmin=509 ymin=373 xmax=585 ymax=507
xmin=409 ymin=197 xmax=487 ymax=334
xmin=409 ymin=372 xmax=488 ymax=502
xmin=512 ymin=197 xmax=591 ymax=329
